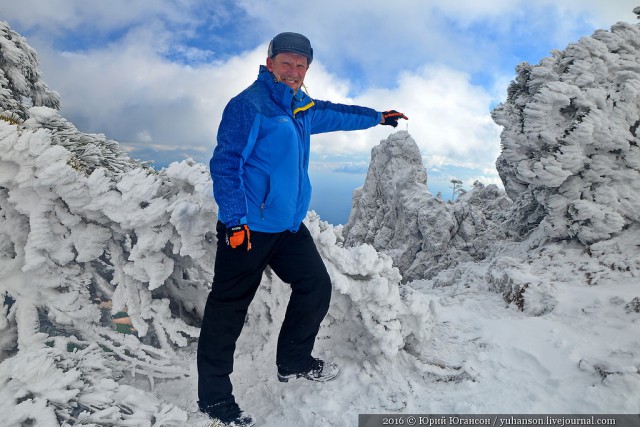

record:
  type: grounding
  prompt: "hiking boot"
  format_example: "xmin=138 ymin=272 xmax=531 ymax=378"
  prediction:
xmin=200 ymin=399 xmax=255 ymax=427
xmin=277 ymin=357 xmax=340 ymax=383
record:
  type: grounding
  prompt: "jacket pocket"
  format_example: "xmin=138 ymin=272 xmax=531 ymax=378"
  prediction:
xmin=259 ymin=174 xmax=274 ymax=219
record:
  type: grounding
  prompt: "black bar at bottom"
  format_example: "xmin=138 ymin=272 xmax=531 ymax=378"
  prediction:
xmin=358 ymin=414 xmax=640 ymax=427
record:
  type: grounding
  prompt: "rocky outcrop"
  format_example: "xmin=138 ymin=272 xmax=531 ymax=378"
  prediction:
xmin=343 ymin=131 xmax=512 ymax=282
xmin=492 ymin=21 xmax=640 ymax=244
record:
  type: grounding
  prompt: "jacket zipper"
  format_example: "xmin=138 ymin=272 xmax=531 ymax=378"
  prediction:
xmin=293 ymin=109 xmax=305 ymax=229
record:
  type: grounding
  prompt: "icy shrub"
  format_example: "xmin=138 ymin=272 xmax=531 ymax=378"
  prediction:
xmin=0 ymin=109 xmax=217 ymax=423
xmin=0 ymin=345 xmax=187 ymax=426
xmin=625 ymin=297 xmax=640 ymax=313
xmin=242 ymin=213 xmax=437 ymax=362
xmin=486 ymin=256 xmax=556 ymax=316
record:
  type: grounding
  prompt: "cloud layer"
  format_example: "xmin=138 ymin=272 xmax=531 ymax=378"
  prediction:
xmin=1 ymin=0 xmax=638 ymax=183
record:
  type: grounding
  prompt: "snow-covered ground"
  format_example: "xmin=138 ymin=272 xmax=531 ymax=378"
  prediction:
xmin=159 ymin=222 xmax=640 ymax=426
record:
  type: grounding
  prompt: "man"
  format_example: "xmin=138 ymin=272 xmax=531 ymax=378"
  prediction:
xmin=198 ymin=32 xmax=408 ymax=426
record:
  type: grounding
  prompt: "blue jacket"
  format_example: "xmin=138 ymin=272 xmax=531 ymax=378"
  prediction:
xmin=211 ymin=65 xmax=381 ymax=233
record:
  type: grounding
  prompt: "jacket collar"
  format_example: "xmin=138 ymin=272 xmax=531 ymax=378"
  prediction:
xmin=258 ymin=65 xmax=313 ymax=115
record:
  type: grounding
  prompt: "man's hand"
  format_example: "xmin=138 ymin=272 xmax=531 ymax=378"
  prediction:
xmin=381 ymin=110 xmax=409 ymax=127
xmin=226 ymin=224 xmax=252 ymax=251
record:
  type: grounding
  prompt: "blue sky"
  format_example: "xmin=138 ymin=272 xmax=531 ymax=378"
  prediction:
xmin=1 ymin=0 xmax=637 ymax=224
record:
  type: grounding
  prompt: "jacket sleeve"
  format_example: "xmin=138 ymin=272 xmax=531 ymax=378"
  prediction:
xmin=210 ymin=97 xmax=261 ymax=227
xmin=308 ymin=100 xmax=382 ymax=134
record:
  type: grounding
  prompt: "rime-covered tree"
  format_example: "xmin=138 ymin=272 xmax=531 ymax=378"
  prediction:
xmin=492 ymin=19 xmax=640 ymax=245
xmin=0 ymin=21 xmax=60 ymax=122
xmin=0 ymin=107 xmax=219 ymax=423
xmin=0 ymin=20 xmax=218 ymax=424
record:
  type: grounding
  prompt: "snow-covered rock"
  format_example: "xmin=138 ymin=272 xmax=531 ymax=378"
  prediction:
xmin=343 ymin=131 xmax=512 ymax=282
xmin=482 ymin=19 xmax=640 ymax=319
xmin=492 ymin=21 xmax=640 ymax=246
xmin=338 ymin=23 xmax=640 ymax=415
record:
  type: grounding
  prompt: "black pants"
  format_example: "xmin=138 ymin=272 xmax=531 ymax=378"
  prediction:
xmin=197 ymin=221 xmax=332 ymax=409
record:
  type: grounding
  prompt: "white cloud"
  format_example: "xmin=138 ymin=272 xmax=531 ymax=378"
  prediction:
xmin=231 ymin=0 xmax=639 ymax=84
xmin=136 ymin=130 xmax=152 ymax=143
xmin=308 ymin=64 xmax=502 ymax=173
xmin=0 ymin=0 xmax=195 ymax=33
xmin=29 ymin=24 xmax=267 ymax=166
xmin=2 ymin=0 xmax=638 ymax=174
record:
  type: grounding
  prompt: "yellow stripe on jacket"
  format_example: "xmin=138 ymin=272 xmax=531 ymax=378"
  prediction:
xmin=293 ymin=100 xmax=315 ymax=116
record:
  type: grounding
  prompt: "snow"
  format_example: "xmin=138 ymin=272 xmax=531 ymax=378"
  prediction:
xmin=158 ymin=248 xmax=640 ymax=424
xmin=0 ymin=16 xmax=639 ymax=427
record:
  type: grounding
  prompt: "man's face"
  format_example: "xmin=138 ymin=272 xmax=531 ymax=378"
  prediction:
xmin=266 ymin=52 xmax=309 ymax=94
